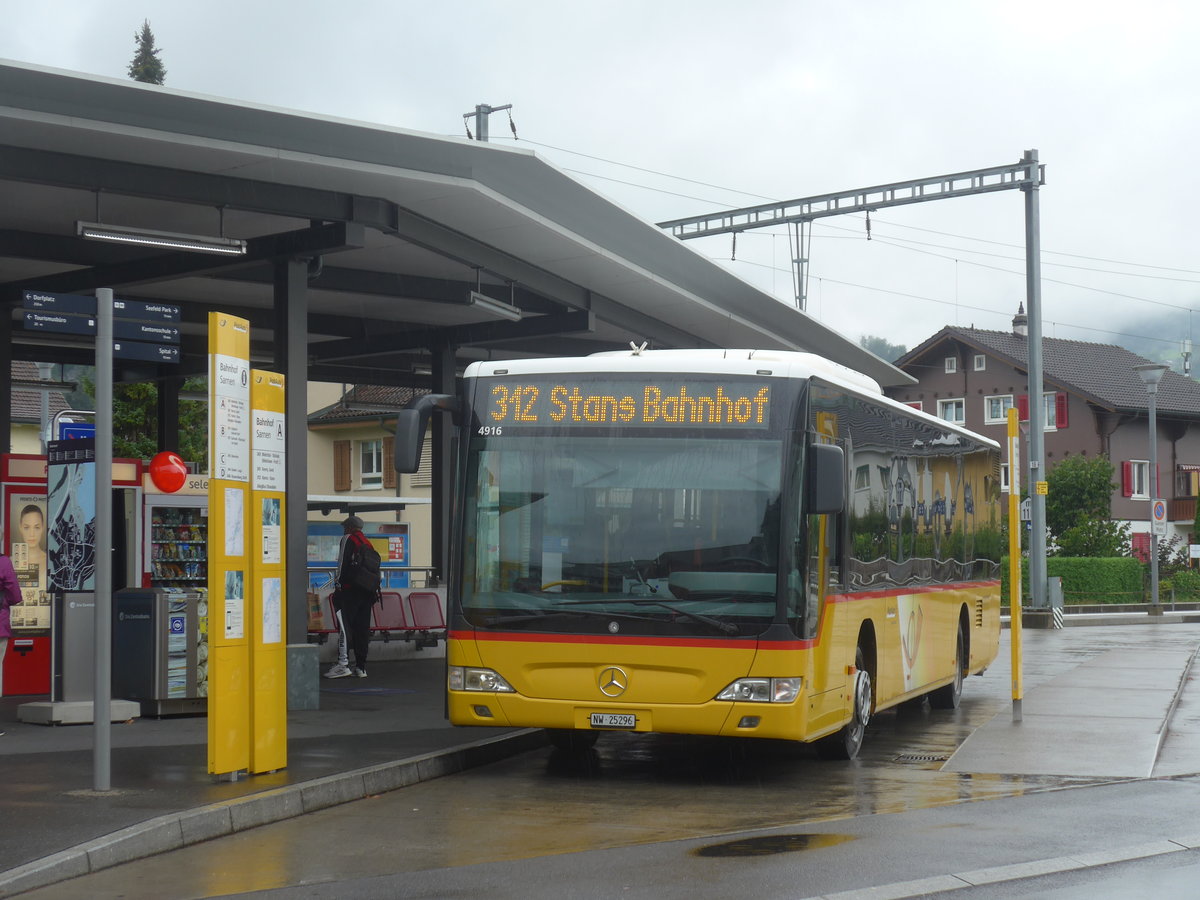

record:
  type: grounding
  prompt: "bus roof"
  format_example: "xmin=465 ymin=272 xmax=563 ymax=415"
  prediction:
xmin=464 ymin=349 xmax=998 ymax=449
xmin=466 ymin=349 xmax=882 ymax=393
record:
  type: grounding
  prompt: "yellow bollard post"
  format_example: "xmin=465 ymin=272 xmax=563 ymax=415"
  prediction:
xmin=1008 ymin=408 xmax=1023 ymax=722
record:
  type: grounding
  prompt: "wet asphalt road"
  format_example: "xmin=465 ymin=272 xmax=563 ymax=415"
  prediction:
xmin=19 ymin=624 xmax=1200 ymax=900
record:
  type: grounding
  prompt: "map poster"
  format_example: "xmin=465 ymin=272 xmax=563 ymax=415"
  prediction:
xmin=47 ymin=439 xmax=96 ymax=592
xmin=224 ymin=569 xmax=245 ymax=640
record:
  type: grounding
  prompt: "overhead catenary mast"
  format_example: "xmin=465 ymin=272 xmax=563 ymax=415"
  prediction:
xmin=659 ymin=152 xmax=1053 ymax=611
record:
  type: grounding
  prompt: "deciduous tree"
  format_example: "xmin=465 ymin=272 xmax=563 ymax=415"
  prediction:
xmin=1046 ymin=454 xmax=1124 ymax=557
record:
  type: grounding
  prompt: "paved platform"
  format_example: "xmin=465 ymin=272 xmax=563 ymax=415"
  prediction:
xmin=946 ymin=644 xmax=1200 ymax=778
xmin=0 ymin=654 xmax=544 ymax=896
xmin=1 ymin=623 xmax=1198 ymax=898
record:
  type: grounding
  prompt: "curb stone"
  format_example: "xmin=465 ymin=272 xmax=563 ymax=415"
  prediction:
xmin=0 ymin=728 xmax=545 ymax=897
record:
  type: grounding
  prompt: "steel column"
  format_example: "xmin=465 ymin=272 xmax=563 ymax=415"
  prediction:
xmin=1023 ymin=149 xmax=1048 ymax=609
xmin=431 ymin=338 xmax=457 ymax=583
xmin=274 ymin=258 xmax=310 ymax=644
xmin=94 ymin=288 xmax=113 ymax=791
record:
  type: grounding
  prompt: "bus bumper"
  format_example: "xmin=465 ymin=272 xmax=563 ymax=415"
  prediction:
xmin=448 ymin=690 xmax=813 ymax=741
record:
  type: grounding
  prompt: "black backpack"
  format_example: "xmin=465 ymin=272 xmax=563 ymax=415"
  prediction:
xmin=347 ymin=533 xmax=383 ymax=595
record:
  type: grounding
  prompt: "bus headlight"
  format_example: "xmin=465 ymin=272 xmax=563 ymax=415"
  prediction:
xmin=448 ymin=666 xmax=515 ymax=693
xmin=716 ymin=677 xmax=802 ymax=703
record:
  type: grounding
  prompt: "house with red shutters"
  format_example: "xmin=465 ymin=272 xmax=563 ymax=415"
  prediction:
xmin=885 ymin=306 xmax=1200 ymax=555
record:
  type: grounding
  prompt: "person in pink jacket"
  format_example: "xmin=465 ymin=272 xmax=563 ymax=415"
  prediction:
xmin=0 ymin=553 xmax=22 ymax=729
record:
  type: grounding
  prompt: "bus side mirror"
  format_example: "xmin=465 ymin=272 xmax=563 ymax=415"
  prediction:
xmin=807 ymin=442 xmax=845 ymax=514
xmin=394 ymin=393 xmax=461 ymax=473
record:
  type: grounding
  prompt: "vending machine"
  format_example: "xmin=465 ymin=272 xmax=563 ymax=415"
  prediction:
xmin=142 ymin=472 xmax=209 ymax=590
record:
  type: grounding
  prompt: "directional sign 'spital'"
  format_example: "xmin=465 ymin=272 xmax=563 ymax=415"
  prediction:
xmin=113 ymin=341 xmax=180 ymax=363
xmin=23 ymin=310 xmax=97 ymax=335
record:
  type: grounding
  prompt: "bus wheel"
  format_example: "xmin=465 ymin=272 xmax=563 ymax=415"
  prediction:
xmin=817 ymin=647 xmax=872 ymax=761
xmin=929 ymin=624 xmax=965 ymax=710
xmin=547 ymin=729 xmax=600 ymax=753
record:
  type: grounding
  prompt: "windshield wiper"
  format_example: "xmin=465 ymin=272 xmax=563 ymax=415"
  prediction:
xmin=555 ymin=598 xmax=739 ymax=636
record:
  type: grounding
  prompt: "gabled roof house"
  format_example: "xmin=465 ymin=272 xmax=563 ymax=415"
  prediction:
xmin=886 ymin=307 xmax=1200 ymax=549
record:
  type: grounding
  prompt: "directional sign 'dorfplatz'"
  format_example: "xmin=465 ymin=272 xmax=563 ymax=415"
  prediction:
xmin=21 ymin=290 xmax=97 ymax=335
xmin=22 ymin=290 xmax=97 ymax=315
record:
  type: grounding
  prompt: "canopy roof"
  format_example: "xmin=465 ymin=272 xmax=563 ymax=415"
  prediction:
xmin=0 ymin=59 xmax=909 ymax=388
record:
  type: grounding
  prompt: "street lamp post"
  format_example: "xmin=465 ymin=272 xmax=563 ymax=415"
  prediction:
xmin=1135 ymin=363 xmax=1169 ymax=611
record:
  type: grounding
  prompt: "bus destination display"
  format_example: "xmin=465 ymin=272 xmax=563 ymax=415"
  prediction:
xmin=483 ymin=379 xmax=771 ymax=429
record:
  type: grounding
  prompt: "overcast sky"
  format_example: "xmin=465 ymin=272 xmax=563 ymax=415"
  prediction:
xmin=3 ymin=1 xmax=1200 ymax=364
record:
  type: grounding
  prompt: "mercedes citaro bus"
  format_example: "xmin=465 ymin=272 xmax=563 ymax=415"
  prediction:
xmin=395 ymin=349 xmax=1001 ymax=758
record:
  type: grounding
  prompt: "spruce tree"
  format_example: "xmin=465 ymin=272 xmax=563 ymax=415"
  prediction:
xmin=127 ymin=20 xmax=166 ymax=85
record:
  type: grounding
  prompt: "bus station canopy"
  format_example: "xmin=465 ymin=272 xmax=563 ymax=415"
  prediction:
xmin=0 ymin=58 xmax=909 ymax=390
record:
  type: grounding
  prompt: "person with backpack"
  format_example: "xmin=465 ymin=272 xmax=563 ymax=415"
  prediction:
xmin=323 ymin=515 xmax=381 ymax=679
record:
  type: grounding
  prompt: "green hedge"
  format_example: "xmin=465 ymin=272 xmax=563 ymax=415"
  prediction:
xmin=1000 ymin=556 xmax=1143 ymax=605
xmin=1165 ymin=568 xmax=1200 ymax=598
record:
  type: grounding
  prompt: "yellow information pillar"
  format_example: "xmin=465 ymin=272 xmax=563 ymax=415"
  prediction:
xmin=207 ymin=313 xmax=252 ymax=776
xmin=249 ymin=370 xmax=287 ymax=773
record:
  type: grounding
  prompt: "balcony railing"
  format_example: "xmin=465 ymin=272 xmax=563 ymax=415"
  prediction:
xmin=1169 ymin=497 xmax=1196 ymax=523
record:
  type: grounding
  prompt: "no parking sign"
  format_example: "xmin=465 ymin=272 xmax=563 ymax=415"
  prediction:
xmin=1152 ymin=498 xmax=1168 ymax=536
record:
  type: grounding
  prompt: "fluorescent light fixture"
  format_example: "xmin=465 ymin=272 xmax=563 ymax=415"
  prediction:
xmin=469 ymin=290 xmax=522 ymax=322
xmin=77 ymin=221 xmax=247 ymax=256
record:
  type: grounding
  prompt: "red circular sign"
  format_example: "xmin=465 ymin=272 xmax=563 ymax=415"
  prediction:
xmin=149 ymin=451 xmax=188 ymax=493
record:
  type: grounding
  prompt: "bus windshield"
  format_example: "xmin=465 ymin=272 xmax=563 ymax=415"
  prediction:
xmin=460 ymin=433 xmax=783 ymax=637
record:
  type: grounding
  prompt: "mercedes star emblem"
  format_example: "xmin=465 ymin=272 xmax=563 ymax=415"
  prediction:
xmin=598 ymin=666 xmax=628 ymax=697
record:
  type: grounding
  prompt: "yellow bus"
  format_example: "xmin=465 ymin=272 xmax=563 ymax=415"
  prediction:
xmin=396 ymin=349 xmax=1001 ymax=759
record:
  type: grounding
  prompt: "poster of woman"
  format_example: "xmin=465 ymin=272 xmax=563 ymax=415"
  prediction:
xmin=7 ymin=494 xmax=49 ymax=630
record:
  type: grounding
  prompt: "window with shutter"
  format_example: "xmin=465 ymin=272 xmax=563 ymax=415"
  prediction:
xmin=334 ymin=440 xmax=351 ymax=492
xmin=360 ymin=439 xmax=384 ymax=489
xmin=1124 ymin=460 xmax=1150 ymax=499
